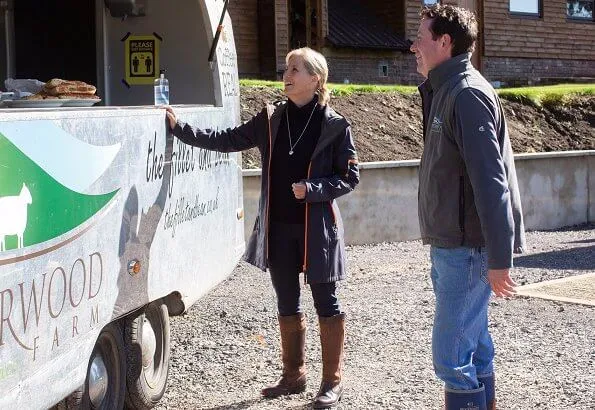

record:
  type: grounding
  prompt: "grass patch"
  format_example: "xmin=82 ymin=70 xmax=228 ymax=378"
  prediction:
xmin=497 ymin=84 xmax=595 ymax=107
xmin=329 ymin=83 xmax=417 ymax=95
xmin=240 ymin=79 xmax=417 ymax=95
xmin=240 ymin=79 xmax=594 ymax=107
xmin=239 ymin=79 xmax=284 ymax=89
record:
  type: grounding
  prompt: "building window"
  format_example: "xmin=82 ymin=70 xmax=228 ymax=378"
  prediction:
xmin=509 ymin=0 xmax=541 ymax=16
xmin=422 ymin=0 xmax=439 ymax=4
xmin=567 ymin=1 xmax=594 ymax=20
xmin=379 ymin=63 xmax=389 ymax=78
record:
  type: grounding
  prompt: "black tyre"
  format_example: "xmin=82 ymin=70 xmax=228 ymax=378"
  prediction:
xmin=124 ymin=301 xmax=171 ymax=409
xmin=59 ymin=322 xmax=127 ymax=409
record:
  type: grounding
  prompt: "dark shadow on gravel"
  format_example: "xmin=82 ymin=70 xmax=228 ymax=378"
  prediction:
xmin=514 ymin=245 xmax=595 ymax=270
xmin=566 ymin=238 xmax=595 ymax=245
xmin=201 ymin=398 xmax=312 ymax=410
xmin=545 ymin=222 xmax=595 ymax=232
xmin=202 ymin=398 xmax=262 ymax=410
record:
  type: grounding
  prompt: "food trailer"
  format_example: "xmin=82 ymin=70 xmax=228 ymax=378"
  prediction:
xmin=0 ymin=1 xmax=243 ymax=408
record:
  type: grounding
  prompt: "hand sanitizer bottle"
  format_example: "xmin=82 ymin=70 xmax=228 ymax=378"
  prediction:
xmin=154 ymin=69 xmax=169 ymax=105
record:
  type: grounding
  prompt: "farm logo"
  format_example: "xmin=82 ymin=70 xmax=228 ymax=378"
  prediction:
xmin=0 ymin=184 xmax=32 ymax=251
xmin=0 ymin=121 xmax=120 ymax=255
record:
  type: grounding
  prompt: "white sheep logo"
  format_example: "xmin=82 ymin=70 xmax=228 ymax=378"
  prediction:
xmin=0 ymin=184 xmax=33 ymax=251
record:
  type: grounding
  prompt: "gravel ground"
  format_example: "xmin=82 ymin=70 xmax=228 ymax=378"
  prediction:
xmin=156 ymin=224 xmax=595 ymax=410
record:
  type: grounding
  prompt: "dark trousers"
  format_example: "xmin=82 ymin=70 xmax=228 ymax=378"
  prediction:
xmin=268 ymin=222 xmax=341 ymax=317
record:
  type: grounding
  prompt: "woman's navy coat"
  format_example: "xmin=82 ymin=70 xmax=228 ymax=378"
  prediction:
xmin=172 ymin=101 xmax=359 ymax=283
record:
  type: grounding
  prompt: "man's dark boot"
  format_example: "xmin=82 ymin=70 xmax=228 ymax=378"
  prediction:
xmin=261 ymin=313 xmax=307 ymax=398
xmin=313 ymin=313 xmax=345 ymax=409
xmin=444 ymin=384 xmax=487 ymax=410
xmin=478 ymin=373 xmax=496 ymax=409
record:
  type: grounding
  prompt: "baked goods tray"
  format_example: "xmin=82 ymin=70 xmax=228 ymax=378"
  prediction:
xmin=3 ymin=99 xmax=101 ymax=108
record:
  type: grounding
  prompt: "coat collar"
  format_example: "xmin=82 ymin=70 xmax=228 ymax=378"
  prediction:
xmin=312 ymin=105 xmax=349 ymax=159
xmin=266 ymin=100 xmax=285 ymax=150
xmin=425 ymin=53 xmax=473 ymax=92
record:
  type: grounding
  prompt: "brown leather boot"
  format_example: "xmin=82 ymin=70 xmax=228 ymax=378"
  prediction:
xmin=313 ymin=313 xmax=345 ymax=409
xmin=261 ymin=313 xmax=307 ymax=398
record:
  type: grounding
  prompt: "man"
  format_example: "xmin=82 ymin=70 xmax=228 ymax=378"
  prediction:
xmin=410 ymin=4 xmax=525 ymax=410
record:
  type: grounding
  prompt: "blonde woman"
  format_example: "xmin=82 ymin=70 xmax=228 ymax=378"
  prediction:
xmin=165 ymin=47 xmax=358 ymax=408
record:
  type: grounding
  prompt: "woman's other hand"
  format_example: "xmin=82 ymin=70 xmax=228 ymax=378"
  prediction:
xmin=292 ymin=182 xmax=307 ymax=200
xmin=163 ymin=105 xmax=177 ymax=130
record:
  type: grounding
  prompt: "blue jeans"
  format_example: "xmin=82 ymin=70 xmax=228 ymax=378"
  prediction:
xmin=430 ymin=246 xmax=494 ymax=390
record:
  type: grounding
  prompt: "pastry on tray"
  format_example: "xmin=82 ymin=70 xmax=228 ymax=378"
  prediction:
xmin=42 ymin=78 xmax=99 ymax=99
xmin=57 ymin=93 xmax=101 ymax=100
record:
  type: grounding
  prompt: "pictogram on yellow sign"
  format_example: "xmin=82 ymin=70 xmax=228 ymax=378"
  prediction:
xmin=124 ymin=34 xmax=161 ymax=85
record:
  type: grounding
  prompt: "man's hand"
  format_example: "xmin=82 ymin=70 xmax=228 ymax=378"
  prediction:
xmin=487 ymin=269 xmax=517 ymax=297
xmin=292 ymin=182 xmax=307 ymax=200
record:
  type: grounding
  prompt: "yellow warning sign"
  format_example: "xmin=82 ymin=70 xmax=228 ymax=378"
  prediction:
xmin=124 ymin=34 xmax=161 ymax=85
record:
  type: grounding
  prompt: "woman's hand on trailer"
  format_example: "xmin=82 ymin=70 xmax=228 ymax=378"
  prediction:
xmin=162 ymin=105 xmax=177 ymax=130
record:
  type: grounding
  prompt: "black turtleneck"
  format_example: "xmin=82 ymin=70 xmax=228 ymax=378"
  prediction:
xmin=270 ymin=96 xmax=325 ymax=224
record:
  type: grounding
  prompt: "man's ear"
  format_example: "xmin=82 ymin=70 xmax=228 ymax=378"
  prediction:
xmin=441 ymin=34 xmax=454 ymax=57
xmin=440 ymin=33 xmax=452 ymax=48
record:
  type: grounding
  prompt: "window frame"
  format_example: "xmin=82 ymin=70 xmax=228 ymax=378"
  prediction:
xmin=509 ymin=0 xmax=543 ymax=18
xmin=378 ymin=62 xmax=389 ymax=78
xmin=566 ymin=0 xmax=594 ymax=22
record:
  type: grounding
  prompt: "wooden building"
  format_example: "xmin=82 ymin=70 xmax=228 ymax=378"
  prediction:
xmin=228 ymin=0 xmax=594 ymax=86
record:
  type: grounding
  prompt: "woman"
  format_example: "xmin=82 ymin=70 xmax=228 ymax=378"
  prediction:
xmin=165 ymin=47 xmax=358 ymax=408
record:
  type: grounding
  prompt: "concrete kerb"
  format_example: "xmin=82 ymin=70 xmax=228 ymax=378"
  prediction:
xmin=241 ymin=150 xmax=595 ymax=245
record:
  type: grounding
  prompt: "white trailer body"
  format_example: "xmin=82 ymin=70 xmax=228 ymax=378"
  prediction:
xmin=0 ymin=1 xmax=243 ymax=408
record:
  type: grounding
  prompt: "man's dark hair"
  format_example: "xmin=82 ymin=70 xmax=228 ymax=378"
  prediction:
xmin=420 ymin=4 xmax=478 ymax=57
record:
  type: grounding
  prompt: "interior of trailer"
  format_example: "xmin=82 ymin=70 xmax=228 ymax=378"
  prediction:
xmin=0 ymin=0 xmax=220 ymax=106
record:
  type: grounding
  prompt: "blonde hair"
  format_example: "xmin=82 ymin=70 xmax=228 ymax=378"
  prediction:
xmin=286 ymin=47 xmax=330 ymax=105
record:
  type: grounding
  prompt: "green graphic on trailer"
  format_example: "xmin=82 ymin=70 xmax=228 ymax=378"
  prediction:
xmin=0 ymin=121 xmax=120 ymax=251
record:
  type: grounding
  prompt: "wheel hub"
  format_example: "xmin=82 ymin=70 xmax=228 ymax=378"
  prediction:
xmin=142 ymin=316 xmax=157 ymax=368
xmin=88 ymin=353 xmax=108 ymax=407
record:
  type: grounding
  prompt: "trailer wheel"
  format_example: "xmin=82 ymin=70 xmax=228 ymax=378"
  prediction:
xmin=60 ymin=323 xmax=126 ymax=409
xmin=124 ymin=300 xmax=171 ymax=409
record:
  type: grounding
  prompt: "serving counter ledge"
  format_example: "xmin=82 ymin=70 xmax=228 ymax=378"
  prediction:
xmin=0 ymin=104 xmax=216 ymax=121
